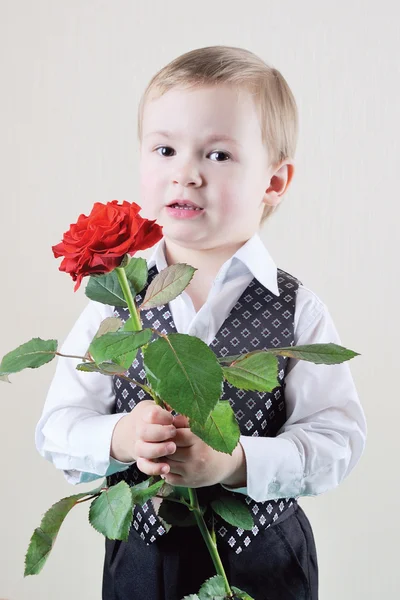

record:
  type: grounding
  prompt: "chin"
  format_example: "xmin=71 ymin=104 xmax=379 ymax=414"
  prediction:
xmin=164 ymin=227 xmax=209 ymax=247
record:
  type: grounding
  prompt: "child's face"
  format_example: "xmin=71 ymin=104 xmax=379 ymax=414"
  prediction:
xmin=139 ymin=84 xmax=287 ymax=250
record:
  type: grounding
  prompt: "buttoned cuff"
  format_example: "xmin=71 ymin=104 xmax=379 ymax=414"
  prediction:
xmin=41 ymin=413 xmax=135 ymax=482
xmin=235 ymin=435 xmax=304 ymax=502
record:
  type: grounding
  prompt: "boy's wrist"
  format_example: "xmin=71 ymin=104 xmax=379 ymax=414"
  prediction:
xmin=110 ymin=414 xmax=136 ymax=463
xmin=220 ymin=442 xmax=247 ymax=488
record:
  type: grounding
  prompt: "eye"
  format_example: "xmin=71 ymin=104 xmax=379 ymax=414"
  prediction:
xmin=155 ymin=146 xmax=231 ymax=161
xmin=156 ymin=146 xmax=175 ymax=157
xmin=208 ymin=151 xmax=231 ymax=162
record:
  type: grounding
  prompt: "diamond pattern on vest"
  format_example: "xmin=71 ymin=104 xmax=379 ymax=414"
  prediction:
xmin=107 ymin=265 xmax=301 ymax=552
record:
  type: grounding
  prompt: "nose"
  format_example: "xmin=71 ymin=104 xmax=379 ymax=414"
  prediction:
xmin=173 ymin=160 xmax=202 ymax=187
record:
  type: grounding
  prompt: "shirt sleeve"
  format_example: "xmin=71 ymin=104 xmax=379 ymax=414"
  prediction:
xmin=222 ymin=287 xmax=367 ymax=502
xmin=35 ymin=299 xmax=135 ymax=485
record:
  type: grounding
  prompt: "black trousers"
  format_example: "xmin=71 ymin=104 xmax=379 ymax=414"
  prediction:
xmin=102 ymin=503 xmax=318 ymax=600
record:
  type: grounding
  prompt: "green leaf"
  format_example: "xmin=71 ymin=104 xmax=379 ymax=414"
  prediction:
xmin=267 ymin=343 xmax=360 ymax=364
xmin=89 ymin=329 xmax=153 ymax=364
xmin=158 ymin=498 xmax=199 ymax=527
xmin=84 ymin=316 xmax=123 ymax=360
xmin=158 ymin=493 xmax=206 ymax=527
xmin=89 ymin=481 xmax=133 ymax=541
xmin=158 ymin=485 xmax=193 ymax=507
xmin=219 ymin=343 xmax=360 ymax=368
xmin=196 ymin=576 xmax=254 ymax=600
xmin=211 ymin=495 xmax=254 ymax=530
xmin=24 ymin=483 xmax=104 ymax=576
xmin=182 ymin=576 xmax=254 ymax=600
xmin=152 ymin=483 xmax=205 ymax=531
xmin=190 ymin=401 xmax=240 ymax=454
xmin=95 ymin=316 xmax=123 ymax=338
xmin=217 ymin=353 xmax=243 ymax=364
xmin=85 ymin=271 xmax=130 ymax=307
xmin=0 ymin=338 xmax=57 ymax=377
xmin=84 ymin=256 xmax=148 ymax=308
xmin=124 ymin=257 xmax=148 ymax=295
xmin=112 ymin=316 xmax=141 ymax=370
xmin=24 ymin=529 xmax=53 ymax=577
xmin=198 ymin=575 xmax=226 ymax=599
xmin=155 ymin=482 xmax=176 ymax=498
xmin=170 ymin=486 xmax=191 ymax=503
xmin=222 ymin=352 xmax=279 ymax=392
xmin=143 ymin=333 xmax=223 ymax=425
xmin=85 ymin=256 xmax=148 ymax=308
xmin=140 ymin=263 xmax=196 ymax=310
xmin=231 ymin=588 xmax=255 ymax=600
xmin=76 ymin=361 xmax=128 ymax=375
xmin=131 ymin=478 xmax=165 ymax=506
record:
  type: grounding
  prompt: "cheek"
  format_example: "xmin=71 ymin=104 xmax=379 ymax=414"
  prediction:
xmin=215 ymin=180 xmax=246 ymax=216
xmin=139 ymin=172 xmax=154 ymax=198
xmin=139 ymin=162 xmax=157 ymax=194
xmin=139 ymin=163 xmax=164 ymax=216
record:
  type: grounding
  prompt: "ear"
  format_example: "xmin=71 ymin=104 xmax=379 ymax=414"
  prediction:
xmin=262 ymin=160 xmax=295 ymax=207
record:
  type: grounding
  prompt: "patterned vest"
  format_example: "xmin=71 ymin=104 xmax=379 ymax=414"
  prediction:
xmin=107 ymin=265 xmax=301 ymax=554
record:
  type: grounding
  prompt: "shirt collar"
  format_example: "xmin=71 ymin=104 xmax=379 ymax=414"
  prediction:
xmin=146 ymin=232 xmax=280 ymax=297
xmin=231 ymin=233 xmax=280 ymax=296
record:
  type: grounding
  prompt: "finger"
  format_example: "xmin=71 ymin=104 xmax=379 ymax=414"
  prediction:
xmin=173 ymin=414 xmax=190 ymax=428
xmin=162 ymin=471 xmax=184 ymax=485
xmin=164 ymin=447 xmax=188 ymax=463
xmin=136 ymin=457 xmax=171 ymax=477
xmin=173 ymin=428 xmax=195 ymax=447
xmin=144 ymin=405 xmax=174 ymax=426
xmin=138 ymin=423 xmax=176 ymax=443
xmin=162 ymin=457 xmax=184 ymax=476
xmin=135 ymin=439 xmax=176 ymax=460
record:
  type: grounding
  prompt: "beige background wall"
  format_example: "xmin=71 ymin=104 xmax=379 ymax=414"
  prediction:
xmin=1 ymin=1 xmax=398 ymax=598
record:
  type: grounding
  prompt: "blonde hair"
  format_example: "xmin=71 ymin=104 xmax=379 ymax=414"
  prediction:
xmin=137 ymin=45 xmax=298 ymax=223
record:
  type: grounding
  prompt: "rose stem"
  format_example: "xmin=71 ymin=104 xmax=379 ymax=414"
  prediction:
xmin=115 ymin=267 xmax=142 ymax=331
xmin=188 ymin=488 xmax=233 ymax=597
xmin=115 ymin=266 xmax=166 ymax=408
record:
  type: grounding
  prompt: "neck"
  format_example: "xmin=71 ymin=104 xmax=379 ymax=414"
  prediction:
xmin=163 ymin=237 xmax=248 ymax=278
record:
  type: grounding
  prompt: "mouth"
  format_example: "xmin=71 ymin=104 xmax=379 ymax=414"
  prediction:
xmin=166 ymin=200 xmax=203 ymax=211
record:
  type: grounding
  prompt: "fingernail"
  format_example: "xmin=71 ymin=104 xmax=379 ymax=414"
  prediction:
xmin=166 ymin=443 xmax=175 ymax=454
xmin=161 ymin=466 xmax=169 ymax=474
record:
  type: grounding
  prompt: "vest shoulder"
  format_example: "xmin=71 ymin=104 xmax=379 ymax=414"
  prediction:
xmin=277 ymin=267 xmax=303 ymax=287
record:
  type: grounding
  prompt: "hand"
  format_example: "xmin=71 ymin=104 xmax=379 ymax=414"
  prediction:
xmin=110 ymin=400 xmax=177 ymax=476
xmin=161 ymin=414 xmax=247 ymax=489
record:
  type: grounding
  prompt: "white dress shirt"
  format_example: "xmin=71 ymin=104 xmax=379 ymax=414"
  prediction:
xmin=35 ymin=233 xmax=367 ymax=502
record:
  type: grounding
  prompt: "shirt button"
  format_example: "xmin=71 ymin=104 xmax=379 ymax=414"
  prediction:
xmin=268 ymin=482 xmax=280 ymax=494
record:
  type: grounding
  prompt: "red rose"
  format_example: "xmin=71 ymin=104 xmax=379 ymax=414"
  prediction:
xmin=52 ymin=200 xmax=163 ymax=291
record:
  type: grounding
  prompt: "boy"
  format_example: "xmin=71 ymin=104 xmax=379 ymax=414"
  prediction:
xmin=36 ymin=46 xmax=367 ymax=599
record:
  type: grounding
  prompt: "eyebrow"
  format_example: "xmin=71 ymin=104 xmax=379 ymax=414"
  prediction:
xmin=144 ymin=130 xmax=242 ymax=146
